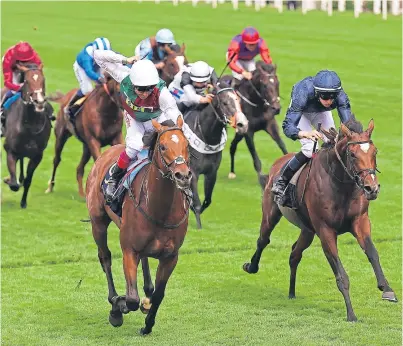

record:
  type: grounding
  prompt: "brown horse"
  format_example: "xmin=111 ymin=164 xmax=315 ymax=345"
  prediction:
xmin=86 ymin=116 xmax=192 ymax=335
xmin=3 ymin=64 xmax=53 ymax=208
xmin=243 ymin=116 xmax=397 ymax=321
xmin=46 ymin=74 xmax=123 ymax=197
xmin=159 ymin=44 xmax=187 ymax=86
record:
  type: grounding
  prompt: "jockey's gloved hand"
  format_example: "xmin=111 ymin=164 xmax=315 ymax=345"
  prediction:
xmin=242 ymin=71 xmax=253 ymax=80
xmin=98 ymin=76 xmax=106 ymax=84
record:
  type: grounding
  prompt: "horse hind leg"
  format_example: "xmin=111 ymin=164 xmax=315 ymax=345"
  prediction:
xmin=140 ymin=258 xmax=154 ymax=314
xmin=20 ymin=154 xmax=43 ymax=208
xmin=4 ymin=151 xmax=20 ymax=191
xmin=77 ymin=144 xmax=91 ymax=198
xmin=288 ymin=229 xmax=315 ymax=299
xmin=228 ymin=133 xmax=244 ymax=179
xmin=190 ymin=172 xmax=203 ymax=229
xmin=200 ymin=169 xmax=218 ymax=214
xmin=244 ymin=133 xmax=266 ymax=189
xmin=92 ymin=214 xmax=127 ymax=327
xmin=45 ymin=125 xmax=71 ymax=193
xmin=243 ymin=194 xmax=282 ymax=274
xmin=265 ymin=118 xmax=288 ymax=155
xmin=19 ymin=158 xmax=24 ymax=184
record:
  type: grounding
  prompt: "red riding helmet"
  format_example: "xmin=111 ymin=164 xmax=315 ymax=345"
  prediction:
xmin=241 ymin=27 xmax=260 ymax=45
xmin=14 ymin=42 xmax=35 ymax=61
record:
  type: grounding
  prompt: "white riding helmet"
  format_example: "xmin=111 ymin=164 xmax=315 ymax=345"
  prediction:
xmin=93 ymin=37 xmax=112 ymax=51
xmin=155 ymin=28 xmax=175 ymax=44
xmin=190 ymin=61 xmax=211 ymax=83
xmin=129 ymin=60 xmax=160 ymax=87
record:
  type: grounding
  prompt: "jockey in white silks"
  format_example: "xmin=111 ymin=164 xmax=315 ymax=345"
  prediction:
xmin=93 ymin=51 xmax=182 ymax=202
xmin=168 ymin=61 xmax=218 ymax=113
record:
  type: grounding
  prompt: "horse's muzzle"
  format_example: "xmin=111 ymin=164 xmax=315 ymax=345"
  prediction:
xmin=363 ymin=183 xmax=380 ymax=200
xmin=174 ymin=168 xmax=192 ymax=189
xmin=234 ymin=112 xmax=248 ymax=134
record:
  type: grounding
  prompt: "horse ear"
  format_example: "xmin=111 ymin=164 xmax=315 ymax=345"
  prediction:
xmin=366 ymin=118 xmax=374 ymax=137
xmin=152 ymin=119 xmax=163 ymax=132
xmin=181 ymin=43 xmax=186 ymax=54
xmin=176 ymin=115 xmax=184 ymax=129
xmin=340 ymin=123 xmax=352 ymax=138
xmin=39 ymin=63 xmax=43 ymax=70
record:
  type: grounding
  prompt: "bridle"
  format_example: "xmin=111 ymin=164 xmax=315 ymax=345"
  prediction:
xmin=208 ymin=87 xmax=238 ymax=126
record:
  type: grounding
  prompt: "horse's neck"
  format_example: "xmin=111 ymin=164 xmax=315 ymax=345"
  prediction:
xmin=197 ymin=105 xmax=225 ymax=145
xmin=98 ymin=86 xmax=117 ymax=114
xmin=143 ymin=162 xmax=182 ymax=220
xmin=240 ymin=81 xmax=261 ymax=105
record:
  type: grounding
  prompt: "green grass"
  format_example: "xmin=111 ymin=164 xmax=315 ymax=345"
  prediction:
xmin=1 ymin=2 xmax=402 ymax=345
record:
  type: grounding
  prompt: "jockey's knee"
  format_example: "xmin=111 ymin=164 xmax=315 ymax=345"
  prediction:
xmin=81 ymin=85 xmax=93 ymax=95
xmin=125 ymin=146 xmax=139 ymax=160
xmin=301 ymin=145 xmax=313 ymax=159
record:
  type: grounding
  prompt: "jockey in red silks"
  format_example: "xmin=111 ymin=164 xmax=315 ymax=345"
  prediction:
xmin=226 ymin=27 xmax=273 ymax=87
xmin=1 ymin=41 xmax=42 ymax=120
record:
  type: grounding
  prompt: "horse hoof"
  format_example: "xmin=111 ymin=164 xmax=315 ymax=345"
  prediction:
xmin=288 ymin=294 xmax=296 ymax=299
xmin=139 ymin=327 xmax=151 ymax=336
xmin=382 ymin=291 xmax=398 ymax=302
xmin=126 ymin=298 xmax=140 ymax=312
xmin=20 ymin=201 xmax=27 ymax=209
xmin=9 ymin=184 xmax=20 ymax=192
xmin=243 ymin=262 xmax=258 ymax=274
xmin=140 ymin=297 xmax=152 ymax=314
xmin=347 ymin=315 xmax=358 ymax=322
xmin=228 ymin=172 xmax=236 ymax=179
xmin=109 ymin=311 xmax=123 ymax=327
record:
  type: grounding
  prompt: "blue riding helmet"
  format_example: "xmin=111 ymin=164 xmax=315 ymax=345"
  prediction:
xmin=313 ymin=70 xmax=341 ymax=99
xmin=155 ymin=29 xmax=175 ymax=44
xmin=93 ymin=37 xmax=112 ymax=51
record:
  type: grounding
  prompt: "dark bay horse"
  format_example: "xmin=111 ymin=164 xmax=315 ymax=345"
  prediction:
xmin=184 ymin=86 xmax=248 ymax=229
xmin=3 ymin=64 xmax=53 ymax=208
xmin=46 ymin=74 xmax=123 ymax=197
xmin=159 ymin=44 xmax=187 ymax=86
xmin=243 ymin=117 xmax=397 ymax=321
xmin=221 ymin=62 xmax=288 ymax=188
xmin=86 ymin=116 xmax=192 ymax=335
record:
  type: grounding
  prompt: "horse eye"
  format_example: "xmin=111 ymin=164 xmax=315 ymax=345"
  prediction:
xmin=350 ymin=152 xmax=356 ymax=158
xmin=160 ymin=144 xmax=167 ymax=151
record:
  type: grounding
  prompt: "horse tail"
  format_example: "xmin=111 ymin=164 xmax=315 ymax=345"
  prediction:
xmin=47 ymin=91 xmax=66 ymax=103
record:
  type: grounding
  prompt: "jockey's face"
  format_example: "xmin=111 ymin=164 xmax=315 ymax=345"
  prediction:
xmin=318 ymin=91 xmax=338 ymax=108
xmin=193 ymin=81 xmax=207 ymax=89
xmin=319 ymin=97 xmax=334 ymax=108
xmin=245 ymin=43 xmax=257 ymax=51
xmin=134 ymin=85 xmax=155 ymax=99
xmin=157 ymin=43 xmax=171 ymax=52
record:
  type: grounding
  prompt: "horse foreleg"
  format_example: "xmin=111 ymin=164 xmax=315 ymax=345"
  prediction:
xmin=244 ymin=133 xmax=266 ymax=188
xmin=86 ymin=137 xmax=102 ymax=161
xmin=19 ymin=158 xmax=24 ymax=184
xmin=122 ymin=247 xmax=140 ymax=312
xmin=288 ymin=229 xmax=315 ymax=299
xmin=45 ymin=126 xmax=71 ymax=193
xmin=200 ymin=170 xmax=218 ymax=214
xmin=140 ymin=254 xmax=178 ymax=336
xmin=190 ymin=171 xmax=202 ymax=229
xmin=265 ymin=118 xmax=288 ymax=155
xmin=4 ymin=151 xmax=19 ymax=191
xmin=352 ymin=216 xmax=397 ymax=302
xmin=319 ymin=228 xmax=357 ymax=322
xmin=229 ymin=133 xmax=244 ymax=179
xmin=92 ymin=214 xmax=126 ymax=327
xmin=140 ymin=258 xmax=154 ymax=314
xmin=243 ymin=192 xmax=282 ymax=274
xmin=20 ymin=154 xmax=42 ymax=208
xmin=77 ymin=144 xmax=92 ymax=198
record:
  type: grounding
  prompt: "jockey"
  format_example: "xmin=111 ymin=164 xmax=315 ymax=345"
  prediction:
xmin=134 ymin=28 xmax=176 ymax=72
xmin=1 ymin=41 xmax=42 ymax=122
xmin=168 ymin=60 xmax=218 ymax=113
xmin=64 ymin=37 xmax=112 ymax=117
xmin=227 ymin=27 xmax=273 ymax=87
xmin=271 ymin=70 xmax=353 ymax=202
xmin=93 ymin=50 xmax=182 ymax=202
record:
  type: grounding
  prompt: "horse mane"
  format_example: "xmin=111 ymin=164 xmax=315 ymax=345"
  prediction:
xmin=255 ymin=61 xmax=276 ymax=74
xmin=21 ymin=63 xmax=40 ymax=70
xmin=144 ymin=120 xmax=176 ymax=161
xmin=341 ymin=113 xmax=363 ymax=134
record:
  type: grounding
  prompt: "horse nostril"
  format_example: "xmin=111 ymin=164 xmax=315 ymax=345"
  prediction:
xmin=174 ymin=172 xmax=183 ymax=180
xmin=364 ymin=185 xmax=373 ymax=193
xmin=237 ymin=123 xmax=244 ymax=128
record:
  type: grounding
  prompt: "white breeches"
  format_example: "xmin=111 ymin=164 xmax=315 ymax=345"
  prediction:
xmin=124 ymin=111 xmax=176 ymax=159
xmin=225 ymin=53 xmax=256 ymax=80
xmin=73 ymin=61 xmax=94 ymax=95
xmin=297 ymin=111 xmax=335 ymax=158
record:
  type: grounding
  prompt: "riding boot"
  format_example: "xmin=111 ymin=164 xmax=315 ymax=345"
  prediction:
xmin=271 ymin=151 xmax=310 ymax=197
xmin=105 ymin=163 xmax=127 ymax=203
xmin=0 ymin=90 xmax=14 ymax=135
xmin=64 ymin=90 xmax=84 ymax=119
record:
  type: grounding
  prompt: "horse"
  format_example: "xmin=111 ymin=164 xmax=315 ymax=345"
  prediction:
xmin=221 ymin=61 xmax=288 ymax=189
xmin=46 ymin=74 xmax=123 ymax=197
xmin=86 ymin=116 xmax=192 ymax=335
xmin=159 ymin=43 xmax=187 ymax=86
xmin=3 ymin=63 xmax=53 ymax=208
xmin=243 ymin=116 xmax=398 ymax=321
xmin=183 ymin=85 xmax=248 ymax=229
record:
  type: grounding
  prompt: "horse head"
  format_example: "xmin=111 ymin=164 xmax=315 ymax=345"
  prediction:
xmin=324 ymin=116 xmax=380 ymax=200
xmin=211 ymin=84 xmax=248 ymax=134
xmin=17 ymin=63 xmax=47 ymax=112
xmin=150 ymin=116 xmax=192 ymax=190
xmin=103 ymin=72 xmax=121 ymax=106
xmin=252 ymin=61 xmax=281 ymax=114
xmin=161 ymin=43 xmax=187 ymax=83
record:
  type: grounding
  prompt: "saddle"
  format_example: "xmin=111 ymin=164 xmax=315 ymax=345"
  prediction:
xmin=101 ymin=149 xmax=150 ymax=217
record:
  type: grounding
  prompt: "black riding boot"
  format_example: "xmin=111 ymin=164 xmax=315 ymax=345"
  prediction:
xmin=105 ymin=163 xmax=127 ymax=203
xmin=271 ymin=151 xmax=310 ymax=196
xmin=64 ymin=90 xmax=84 ymax=119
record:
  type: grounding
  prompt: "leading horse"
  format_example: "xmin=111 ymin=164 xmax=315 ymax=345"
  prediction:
xmin=46 ymin=74 xmax=123 ymax=197
xmin=3 ymin=64 xmax=53 ymax=208
xmin=243 ymin=116 xmax=397 ymax=321
xmin=86 ymin=116 xmax=192 ymax=335
xmin=221 ymin=61 xmax=288 ymax=188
